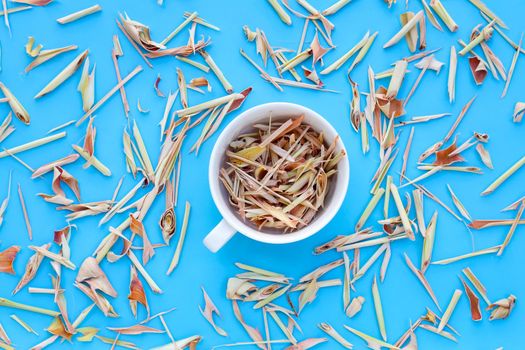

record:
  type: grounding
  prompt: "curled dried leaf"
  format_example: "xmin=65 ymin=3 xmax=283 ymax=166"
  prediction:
xmin=0 ymin=246 xmax=20 ymax=274
xmin=128 ymin=266 xmax=149 ymax=318
xmin=200 ymin=287 xmax=227 ymax=336
xmin=487 ymin=295 xmax=516 ymax=320
xmin=159 ymin=207 xmax=176 ymax=245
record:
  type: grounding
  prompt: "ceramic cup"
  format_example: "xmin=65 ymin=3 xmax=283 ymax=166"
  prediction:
xmin=203 ymin=102 xmax=350 ymax=252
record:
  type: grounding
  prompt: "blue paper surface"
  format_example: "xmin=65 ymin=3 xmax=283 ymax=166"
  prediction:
xmin=0 ymin=0 xmax=524 ymax=348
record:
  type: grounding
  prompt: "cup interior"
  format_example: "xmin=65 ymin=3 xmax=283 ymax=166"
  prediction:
xmin=209 ymin=102 xmax=349 ymax=244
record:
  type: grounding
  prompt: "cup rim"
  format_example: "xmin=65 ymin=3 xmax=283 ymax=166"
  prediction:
xmin=208 ymin=102 xmax=350 ymax=244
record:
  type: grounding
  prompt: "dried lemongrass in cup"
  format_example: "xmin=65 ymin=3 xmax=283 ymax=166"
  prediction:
xmin=219 ymin=115 xmax=345 ymax=232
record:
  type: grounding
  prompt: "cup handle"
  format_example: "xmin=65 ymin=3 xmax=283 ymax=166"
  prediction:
xmin=203 ymin=219 xmax=237 ymax=253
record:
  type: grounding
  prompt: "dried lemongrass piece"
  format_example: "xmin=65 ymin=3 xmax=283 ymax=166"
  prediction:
xmin=513 ymin=102 xmax=525 ymax=123
xmin=35 ymin=50 xmax=88 ymax=99
xmin=200 ymin=50 xmax=233 ymax=94
xmin=437 ymin=290 xmax=462 ymax=332
xmin=389 ymin=184 xmax=414 ymax=240
xmin=445 ymin=186 xmax=471 ymax=223
xmin=107 ymin=324 xmax=164 ymax=335
xmin=0 ymin=297 xmax=59 ymax=317
xmin=167 ymin=201 xmax=190 ymax=275
xmin=344 ymin=325 xmax=398 ymax=349
xmin=346 ymin=296 xmax=365 ymax=318
xmin=0 ymin=82 xmax=30 ymax=124
xmin=469 ymin=219 xmax=525 ymax=229
xmin=432 ymin=245 xmax=500 ymax=265
xmin=0 ymin=246 xmax=19 ymax=274
xmin=474 ymin=143 xmax=493 ymax=170
xmin=176 ymin=93 xmax=244 ymax=117
xmin=160 ymin=11 xmax=198 ymax=46
xmin=351 ymin=244 xmax=387 ymax=284
xmin=10 ymin=314 xmax=37 ymax=335
xmin=159 ymin=207 xmax=175 ymax=244
xmin=460 ymin=277 xmax=482 ymax=321
xmin=29 ymin=244 xmax=75 ymax=269
xmin=348 ymin=32 xmax=378 ymax=73
xmin=372 ymin=276 xmax=387 ymax=341
xmin=404 ymin=254 xmax=441 ymax=310
xmin=13 ymin=243 xmax=49 ymax=294
xmin=400 ymin=12 xmax=418 ymax=52
xmin=498 ymin=200 xmax=525 ymax=256
xmin=468 ymin=0 xmax=507 ymax=28
xmin=56 ymin=4 xmax=101 ymax=24
xmin=176 ymin=55 xmax=209 ymax=72
xmin=384 ymin=11 xmax=423 ymax=49
xmin=267 ymin=0 xmax=291 ymax=25
xmin=448 ymin=46 xmax=457 ymax=103
xmin=421 ymin=211 xmax=437 ymax=273
xmin=0 ymin=131 xmax=66 ymax=159
xmin=481 ymin=154 xmax=525 ymax=196
xmin=32 ymin=154 xmax=79 ymax=178
xmin=469 ymin=56 xmax=488 ymax=85
xmin=321 ymin=31 xmax=369 ymax=75
xmin=25 ymin=45 xmax=78 ymax=73
xmin=17 ymin=184 xmax=32 ymax=240
xmin=462 ymin=267 xmax=490 ymax=305
xmin=128 ymin=266 xmax=149 ymax=318
xmin=400 ymin=127 xmax=414 ymax=184
xmin=318 ymin=323 xmax=352 ymax=349
xmin=487 ymin=295 xmax=516 ymax=320
xmin=387 ymin=60 xmax=408 ymax=99
xmin=77 ymin=65 xmax=142 ymax=126
xmin=501 ymin=34 xmax=522 ymax=98
xmin=200 ymin=287 xmax=227 ymax=336
xmin=430 ymin=0 xmax=458 ymax=32
xmin=322 ymin=0 xmax=351 ymax=15
xmin=418 ymin=324 xmax=457 ymax=342
xmin=128 ymin=250 xmax=162 ymax=294
xmin=355 ymin=188 xmax=385 ymax=231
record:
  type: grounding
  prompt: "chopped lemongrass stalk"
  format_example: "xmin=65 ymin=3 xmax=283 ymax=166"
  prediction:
xmin=0 ymin=5 xmax=30 ymax=16
xmin=160 ymin=11 xmax=197 ymax=46
xmin=175 ymin=56 xmax=209 ymax=72
xmin=448 ymin=46 xmax=457 ymax=103
xmin=321 ymin=31 xmax=369 ymax=75
xmin=128 ymin=250 xmax=162 ymax=293
xmin=322 ymin=0 xmax=351 ymax=15
xmin=240 ymin=48 xmax=282 ymax=91
xmin=513 ymin=102 xmax=525 ymax=123
xmin=447 ymin=185 xmax=472 ymax=221
xmin=400 ymin=127 xmax=414 ymax=184
xmin=421 ymin=211 xmax=437 ymax=273
xmin=384 ymin=11 xmax=423 ymax=49
xmin=386 ymin=60 xmax=408 ymax=99
xmin=236 ymin=263 xmax=285 ymax=277
xmin=501 ymin=34 xmax=522 ymax=98
xmin=77 ymin=65 xmax=143 ymax=126
xmin=167 ymin=201 xmax=190 ymax=275
xmin=372 ymin=276 xmax=387 ymax=341
xmin=0 ymin=132 xmax=65 ymax=159
xmin=355 ymin=188 xmax=385 ymax=231
xmin=177 ymin=93 xmax=243 ymax=117
xmin=99 ymin=178 xmax=145 ymax=225
xmin=404 ymin=253 xmax=441 ymax=310
xmin=384 ymin=175 xmax=392 ymax=218
xmin=432 ymin=245 xmax=501 ymax=265
xmin=390 ymin=184 xmax=414 ymax=240
xmin=481 ymin=154 xmax=525 ymax=195
xmin=351 ymin=244 xmax=387 ymax=283
xmin=267 ymin=0 xmax=291 ymax=25
xmin=340 ymin=234 xmax=407 ymax=252
xmin=132 ymin=120 xmax=154 ymax=179
xmin=348 ymin=32 xmax=378 ymax=73
xmin=0 ymin=82 xmax=30 ymax=124
xmin=17 ymin=184 xmax=31 ymax=240
xmin=396 ymin=113 xmax=451 ymax=127
xmin=430 ymin=0 xmax=458 ymax=32
xmin=183 ymin=11 xmax=220 ymax=31
xmin=0 ymin=298 xmax=59 ymax=317
xmin=469 ymin=219 xmax=525 ymax=229
xmin=72 ymin=144 xmax=111 ymax=176
xmin=10 ymin=315 xmax=37 ymax=335
xmin=318 ymin=323 xmax=353 ymax=349
xmin=343 ymin=326 xmax=398 ymax=350
xmin=57 ymin=4 xmax=101 ymax=24
xmin=468 ymin=0 xmax=507 ymax=28
xmin=268 ymin=310 xmax=296 ymax=344
xmin=111 ymin=52 xmax=129 ymax=116
xmin=253 ymin=285 xmax=291 ymax=309
xmin=462 ymin=267 xmax=490 ymax=305
xmin=200 ymin=50 xmax=233 ymax=94
xmin=27 ymin=288 xmax=58 ymax=294
xmin=459 ymin=23 xmax=494 ymax=56
xmin=25 ymin=45 xmax=78 ymax=73
xmin=262 ymin=76 xmax=337 ymax=92
xmin=417 ymin=165 xmax=482 ymax=174
xmin=29 ymin=245 xmax=75 ymax=269
xmin=437 ymin=290 xmax=462 ymax=332
xmin=421 ymin=0 xmax=443 ymax=31
xmin=413 ymin=189 xmax=426 ymax=236
xmin=278 ymin=48 xmax=312 ymax=73
xmin=35 ymin=50 xmax=88 ymax=99
xmin=498 ymin=200 xmax=525 ymax=256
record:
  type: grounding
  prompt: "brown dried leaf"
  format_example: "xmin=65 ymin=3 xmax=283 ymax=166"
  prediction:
xmin=0 ymin=246 xmax=20 ymax=274
xmin=13 ymin=243 xmax=50 ymax=294
xmin=200 ymin=287 xmax=227 ymax=336
xmin=128 ymin=266 xmax=149 ymax=318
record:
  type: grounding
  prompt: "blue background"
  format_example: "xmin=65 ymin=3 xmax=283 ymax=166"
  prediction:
xmin=0 ymin=0 xmax=524 ymax=348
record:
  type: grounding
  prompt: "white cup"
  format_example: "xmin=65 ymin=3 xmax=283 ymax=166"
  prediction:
xmin=203 ymin=102 xmax=350 ymax=252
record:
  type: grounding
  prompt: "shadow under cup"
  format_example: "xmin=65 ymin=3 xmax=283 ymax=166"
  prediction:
xmin=208 ymin=102 xmax=350 ymax=246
